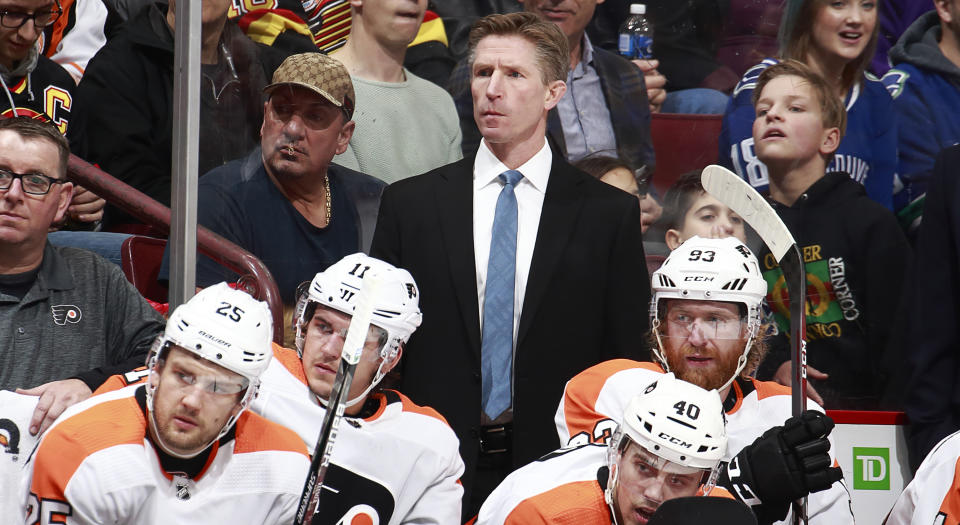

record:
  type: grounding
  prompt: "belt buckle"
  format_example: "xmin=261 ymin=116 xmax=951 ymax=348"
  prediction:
xmin=479 ymin=425 xmax=508 ymax=455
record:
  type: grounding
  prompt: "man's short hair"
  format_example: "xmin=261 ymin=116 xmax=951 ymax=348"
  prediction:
xmin=0 ymin=117 xmax=70 ymax=178
xmin=751 ymin=60 xmax=847 ymax=138
xmin=467 ymin=12 xmax=570 ymax=85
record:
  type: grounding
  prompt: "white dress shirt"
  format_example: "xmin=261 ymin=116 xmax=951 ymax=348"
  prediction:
xmin=473 ymin=138 xmax=552 ymax=350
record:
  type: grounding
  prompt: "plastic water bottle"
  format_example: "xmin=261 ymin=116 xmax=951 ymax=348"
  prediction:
xmin=618 ymin=4 xmax=654 ymax=60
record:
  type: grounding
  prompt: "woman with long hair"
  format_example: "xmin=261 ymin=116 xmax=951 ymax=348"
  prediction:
xmin=717 ymin=0 xmax=897 ymax=210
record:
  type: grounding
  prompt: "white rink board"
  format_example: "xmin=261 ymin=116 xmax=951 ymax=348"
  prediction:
xmin=831 ymin=418 xmax=912 ymax=523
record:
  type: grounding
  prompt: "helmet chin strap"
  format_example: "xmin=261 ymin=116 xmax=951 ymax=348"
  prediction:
xmin=651 ymin=319 xmax=671 ymax=373
xmin=314 ymin=357 xmax=390 ymax=409
xmin=717 ymin=330 xmax=756 ymax=395
xmin=653 ymin=317 xmax=758 ymax=395
xmin=605 ymin=460 xmax=622 ymax=525
xmin=145 ymin=359 xmax=254 ymax=460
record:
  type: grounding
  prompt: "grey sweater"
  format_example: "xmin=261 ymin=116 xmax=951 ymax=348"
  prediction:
xmin=0 ymin=243 xmax=164 ymax=391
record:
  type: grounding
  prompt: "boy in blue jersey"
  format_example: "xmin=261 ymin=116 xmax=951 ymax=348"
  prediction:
xmin=750 ymin=60 xmax=911 ymax=410
xmin=882 ymin=3 xmax=960 ymax=234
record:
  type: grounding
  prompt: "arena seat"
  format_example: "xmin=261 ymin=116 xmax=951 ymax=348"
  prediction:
xmin=650 ymin=113 xmax=723 ymax=196
xmin=121 ymin=235 xmax=169 ymax=305
xmin=645 ymin=254 xmax=667 ymax=276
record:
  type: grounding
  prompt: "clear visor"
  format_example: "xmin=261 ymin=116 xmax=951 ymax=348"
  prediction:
xmin=153 ymin=341 xmax=251 ymax=395
xmin=662 ymin=309 xmax=746 ymax=340
xmin=311 ymin=322 xmax=387 ymax=361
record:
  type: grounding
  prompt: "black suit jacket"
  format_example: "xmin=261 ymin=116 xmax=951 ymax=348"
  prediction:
xmin=370 ymin=150 xmax=650 ymax=503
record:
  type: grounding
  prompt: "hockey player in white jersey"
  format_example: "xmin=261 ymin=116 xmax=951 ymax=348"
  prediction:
xmin=251 ymin=253 xmax=465 ymax=525
xmin=555 ymin=236 xmax=852 ymax=524
xmin=24 ymin=283 xmax=311 ymax=525
xmin=479 ymin=373 xmax=735 ymax=525
xmin=885 ymin=429 xmax=960 ymax=524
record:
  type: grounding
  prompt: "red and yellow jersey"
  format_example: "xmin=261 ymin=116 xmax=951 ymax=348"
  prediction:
xmin=249 ymin=343 xmax=464 ymax=525
xmin=476 ymin=444 xmax=734 ymax=525
xmin=886 ymin=430 xmax=960 ymax=525
xmin=555 ymin=359 xmax=854 ymax=525
xmin=25 ymin=385 xmax=309 ymax=524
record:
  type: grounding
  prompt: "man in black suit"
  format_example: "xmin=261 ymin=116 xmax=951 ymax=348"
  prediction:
xmin=370 ymin=12 xmax=649 ymax=517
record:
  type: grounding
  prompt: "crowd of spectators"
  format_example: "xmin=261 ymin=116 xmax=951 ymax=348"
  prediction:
xmin=3 ymin=0 xmax=960 ymax=521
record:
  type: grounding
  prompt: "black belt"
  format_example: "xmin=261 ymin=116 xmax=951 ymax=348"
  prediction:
xmin=478 ymin=423 xmax=512 ymax=455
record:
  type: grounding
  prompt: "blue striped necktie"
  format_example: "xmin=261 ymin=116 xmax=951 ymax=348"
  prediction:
xmin=481 ymin=169 xmax=523 ymax=420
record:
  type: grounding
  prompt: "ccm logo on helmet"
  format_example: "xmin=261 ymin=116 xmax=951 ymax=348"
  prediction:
xmin=657 ymin=432 xmax=694 ymax=449
xmin=684 ymin=276 xmax=715 ymax=282
xmin=198 ymin=331 xmax=232 ymax=348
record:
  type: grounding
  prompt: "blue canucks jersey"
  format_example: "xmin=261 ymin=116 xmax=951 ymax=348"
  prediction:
xmin=718 ymin=58 xmax=898 ymax=210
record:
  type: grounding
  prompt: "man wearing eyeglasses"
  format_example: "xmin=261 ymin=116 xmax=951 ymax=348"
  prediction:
xmin=160 ymin=53 xmax=385 ymax=326
xmin=0 ymin=0 xmax=107 ymax=229
xmin=0 ymin=0 xmax=72 ymax=129
xmin=556 ymin=236 xmax=854 ymax=525
xmin=0 ymin=117 xmax=164 ymax=436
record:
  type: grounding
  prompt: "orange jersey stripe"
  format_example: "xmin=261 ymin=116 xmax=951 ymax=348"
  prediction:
xmin=504 ymin=480 xmax=610 ymax=524
xmin=937 ymin=456 xmax=960 ymax=525
xmin=232 ymin=410 xmax=310 ymax=456
xmin=562 ymin=360 xmax=663 ymax=439
xmin=31 ymin=395 xmax=146 ymax=500
xmin=753 ymin=378 xmax=791 ymax=400
xmin=272 ymin=342 xmax=308 ymax=384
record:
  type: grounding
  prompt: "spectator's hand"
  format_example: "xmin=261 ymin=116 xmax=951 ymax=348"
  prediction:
xmin=639 ymin=194 xmax=662 ymax=233
xmin=68 ymin=185 xmax=106 ymax=224
xmin=773 ymin=361 xmax=828 ymax=406
xmin=631 ymin=59 xmax=667 ymax=113
xmin=17 ymin=379 xmax=93 ymax=435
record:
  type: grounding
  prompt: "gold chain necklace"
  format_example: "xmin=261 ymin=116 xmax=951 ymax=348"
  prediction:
xmin=324 ymin=174 xmax=332 ymax=226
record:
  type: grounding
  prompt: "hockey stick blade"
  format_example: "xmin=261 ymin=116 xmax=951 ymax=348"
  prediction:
xmin=700 ymin=166 xmax=794 ymax=261
xmin=700 ymin=165 xmax=806 ymax=410
xmin=701 ymin=165 xmax=809 ymax=525
xmin=294 ymin=273 xmax=383 ymax=525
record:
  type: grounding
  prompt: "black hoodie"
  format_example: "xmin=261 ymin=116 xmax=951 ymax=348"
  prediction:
xmin=68 ymin=2 xmax=289 ymax=228
xmin=756 ymin=172 xmax=911 ymax=409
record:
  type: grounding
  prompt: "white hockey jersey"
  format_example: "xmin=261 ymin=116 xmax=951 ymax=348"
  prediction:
xmin=0 ymin=391 xmax=40 ymax=522
xmin=886 ymin=430 xmax=960 ymax=525
xmin=477 ymin=444 xmax=616 ymax=524
xmin=250 ymin=344 xmax=464 ymax=525
xmin=477 ymin=443 xmax=735 ymax=525
xmin=555 ymin=359 xmax=855 ymax=525
xmin=24 ymin=384 xmax=310 ymax=525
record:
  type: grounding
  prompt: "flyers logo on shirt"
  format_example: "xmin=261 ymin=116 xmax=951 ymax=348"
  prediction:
xmin=316 ymin=463 xmax=395 ymax=525
xmin=0 ymin=418 xmax=21 ymax=456
xmin=51 ymin=305 xmax=82 ymax=325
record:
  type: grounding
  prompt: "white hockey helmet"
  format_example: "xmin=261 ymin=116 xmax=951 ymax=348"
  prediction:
xmin=294 ymin=254 xmax=423 ymax=404
xmin=605 ymin=373 xmax=727 ymax=510
xmin=650 ymin=236 xmax=767 ymax=388
xmin=146 ymin=282 xmax=273 ymax=457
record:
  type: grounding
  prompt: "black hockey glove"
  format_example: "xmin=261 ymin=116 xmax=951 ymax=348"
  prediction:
xmin=718 ymin=410 xmax=843 ymax=524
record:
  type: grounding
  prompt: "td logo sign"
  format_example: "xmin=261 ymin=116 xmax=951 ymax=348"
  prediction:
xmin=853 ymin=447 xmax=890 ymax=490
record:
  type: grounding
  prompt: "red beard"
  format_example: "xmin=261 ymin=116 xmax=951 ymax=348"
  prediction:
xmin=667 ymin=340 xmax=744 ymax=392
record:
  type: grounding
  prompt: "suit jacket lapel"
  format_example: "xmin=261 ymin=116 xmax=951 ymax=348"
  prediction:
xmin=546 ymin=108 xmax=567 ymax=158
xmin=436 ymin=158 xmax=483 ymax=361
xmin=518 ymin=154 xmax=585 ymax=346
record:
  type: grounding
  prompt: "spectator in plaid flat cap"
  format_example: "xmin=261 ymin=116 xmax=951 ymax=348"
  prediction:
xmin=160 ymin=53 xmax=386 ymax=344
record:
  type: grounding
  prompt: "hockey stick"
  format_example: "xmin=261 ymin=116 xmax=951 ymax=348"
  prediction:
xmin=701 ymin=165 xmax=808 ymax=524
xmin=294 ymin=273 xmax=383 ymax=525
